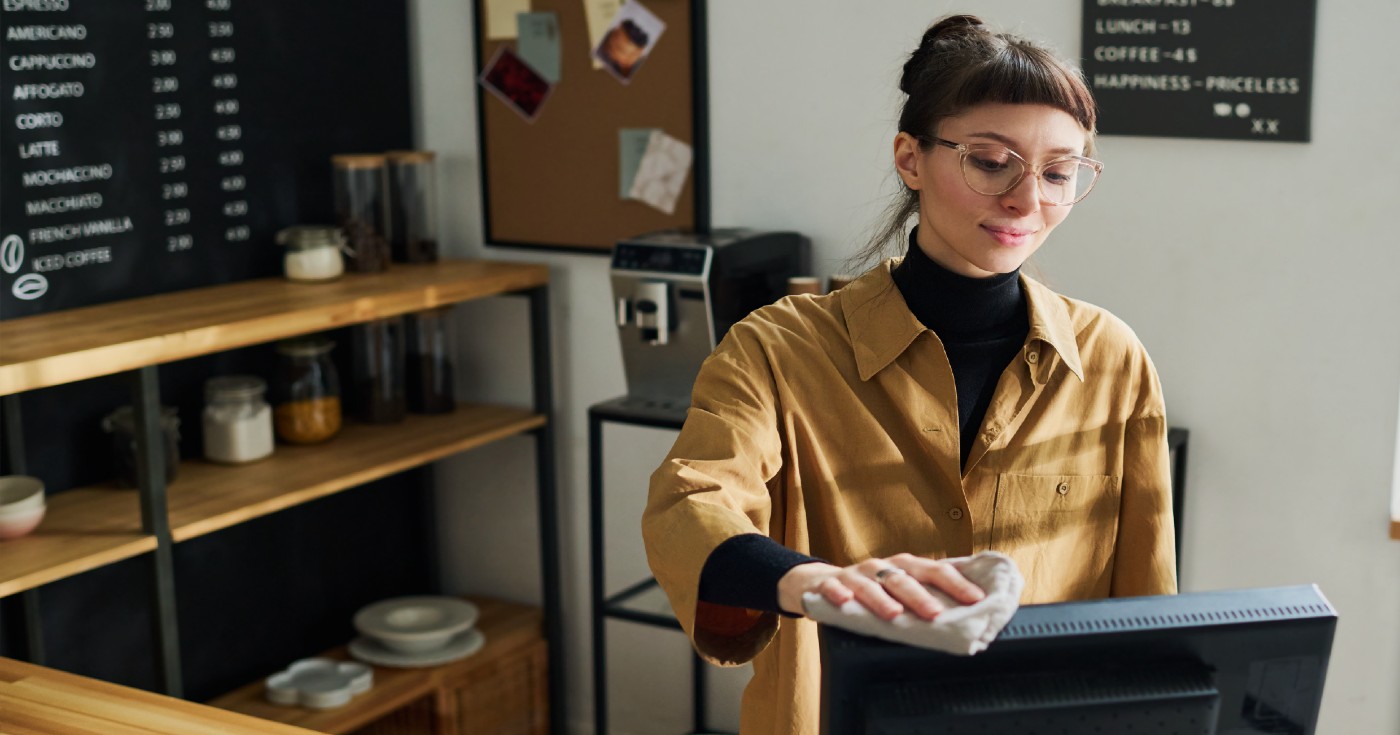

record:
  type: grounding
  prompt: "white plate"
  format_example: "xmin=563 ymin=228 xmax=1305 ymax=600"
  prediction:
xmin=353 ymin=597 xmax=479 ymax=652
xmin=348 ymin=628 xmax=485 ymax=668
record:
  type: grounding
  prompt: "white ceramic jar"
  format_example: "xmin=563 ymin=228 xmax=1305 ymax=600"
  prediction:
xmin=277 ymin=226 xmax=345 ymax=282
xmin=203 ymin=375 xmax=274 ymax=464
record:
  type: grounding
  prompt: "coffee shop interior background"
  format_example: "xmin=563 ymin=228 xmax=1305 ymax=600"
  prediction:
xmin=1 ymin=1 xmax=1398 ymax=734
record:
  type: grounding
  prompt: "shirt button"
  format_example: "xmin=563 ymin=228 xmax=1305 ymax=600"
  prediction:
xmin=948 ymin=508 xmax=964 ymax=520
xmin=1027 ymin=351 xmax=1039 ymax=364
xmin=1056 ymin=482 xmax=1070 ymax=495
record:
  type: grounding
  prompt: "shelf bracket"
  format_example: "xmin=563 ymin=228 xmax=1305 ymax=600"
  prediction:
xmin=130 ymin=366 xmax=184 ymax=698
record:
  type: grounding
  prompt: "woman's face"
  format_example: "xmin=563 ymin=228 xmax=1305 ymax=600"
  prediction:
xmin=895 ymin=103 xmax=1090 ymax=278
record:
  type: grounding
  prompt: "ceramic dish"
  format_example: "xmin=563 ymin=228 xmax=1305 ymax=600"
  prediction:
xmin=0 ymin=476 xmax=44 ymax=513
xmin=265 ymin=658 xmax=373 ymax=709
xmin=353 ymin=596 xmax=479 ymax=653
xmin=348 ymin=627 xmax=485 ymax=668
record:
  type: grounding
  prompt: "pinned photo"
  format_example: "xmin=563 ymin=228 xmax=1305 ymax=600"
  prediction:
xmin=591 ymin=0 xmax=666 ymax=84
xmin=478 ymin=46 xmax=553 ymax=122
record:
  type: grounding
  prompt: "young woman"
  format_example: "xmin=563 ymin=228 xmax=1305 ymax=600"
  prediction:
xmin=642 ymin=15 xmax=1176 ymax=733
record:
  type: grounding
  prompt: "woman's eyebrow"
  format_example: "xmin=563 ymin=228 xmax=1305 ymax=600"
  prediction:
xmin=966 ymin=131 xmax=1079 ymax=156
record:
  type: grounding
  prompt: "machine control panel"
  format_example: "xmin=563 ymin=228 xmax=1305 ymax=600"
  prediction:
xmin=611 ymin=244 xmax=710 ymax=276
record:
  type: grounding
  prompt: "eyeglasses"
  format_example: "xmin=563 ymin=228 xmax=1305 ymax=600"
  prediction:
xmin=920 ymin=136 xmax=1104 ymax=206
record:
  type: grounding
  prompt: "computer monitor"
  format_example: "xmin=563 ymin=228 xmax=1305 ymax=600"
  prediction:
xmin=819 ymin=585 xmax=1336 ymax=735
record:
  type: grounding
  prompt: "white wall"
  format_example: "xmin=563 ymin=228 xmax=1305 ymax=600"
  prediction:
xmin=411 ymin=2 xmax=1400 ymax=733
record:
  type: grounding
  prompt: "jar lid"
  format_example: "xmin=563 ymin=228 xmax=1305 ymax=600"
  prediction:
xmin=385 ymin=150 xmax=436 ymax=164
xmin=331 ymin=153 xmax=387 ymax=169
xmin=277 ymin=336 xmax=335 ymax=357
xmin=101 ymin=405 xmax=180 ymax=433
xmin=205 ymin=375 xmax=267 ymax=401
xmin=276 ymin=225 xmax=345 ymax=251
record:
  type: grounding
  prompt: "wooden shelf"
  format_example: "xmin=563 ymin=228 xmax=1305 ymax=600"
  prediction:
xmin=0 ymin=489 xmax=155 ymax=599
xmin=0 ymin=260 xmax=548 ymax=396
xmin=1391 ymin=518 xmax=1399 ymax=541
xmin=0 ymin=403 xmax=543 ymax=597
xmin=209 ymin=597 xmax=543 ymax=735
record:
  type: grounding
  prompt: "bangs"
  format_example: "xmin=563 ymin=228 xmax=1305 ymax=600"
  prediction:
xmin=951 ymin=46 xmax=1098 ymax=137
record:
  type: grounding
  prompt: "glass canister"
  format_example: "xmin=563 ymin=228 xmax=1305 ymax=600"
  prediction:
xmin=101 ymin=405 xmax=180 ymax=487
xmin=276 ymin=225 xmax=345 ymax=282
xmin=203 ymin=375 xmax=274 ymax=464
xmin=385 ymin=150 xmax=438 ymax=263
xmin=273 ymin=337 xmax=343 ymax=444
xmin=406 ymin=307 xmax=455 ymax=414
xmin=350 ymin=317 xmax=406 ymax=423
xmin=331 ymin=153 xmax=391 ymax=273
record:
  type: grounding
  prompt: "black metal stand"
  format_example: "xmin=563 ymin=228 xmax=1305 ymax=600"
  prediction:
xmin=589 ymin=396 xmax=731 ymax=735
xmin=522 ymin=285 xmax=567 ymax=735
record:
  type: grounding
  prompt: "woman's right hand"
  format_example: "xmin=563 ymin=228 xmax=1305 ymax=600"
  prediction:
xmin=776 ymin=553 xmax=985 ymax=621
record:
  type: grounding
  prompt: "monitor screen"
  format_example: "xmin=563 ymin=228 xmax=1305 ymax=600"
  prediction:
xmin=819 ymin=585 xmax=1336 ymax=735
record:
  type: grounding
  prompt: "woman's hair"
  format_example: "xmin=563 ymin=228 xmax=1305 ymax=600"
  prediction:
xmin=850 ymin=15 xmax=1098 ymax=269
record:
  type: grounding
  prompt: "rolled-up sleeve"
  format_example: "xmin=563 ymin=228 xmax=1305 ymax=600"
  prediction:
xmin=642 ymin=327 xmax=788 ymax=665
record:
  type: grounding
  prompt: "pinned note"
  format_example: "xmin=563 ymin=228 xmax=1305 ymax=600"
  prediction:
xmin=517 ymin=12 xmax=561 ymax=83
xmin=485 ymin=0 xmax=532 ymax=40
xmin=628 ymin=131 xmax=692 ymax=215
xmin=619 ymin=128 xmax=660 ymax=198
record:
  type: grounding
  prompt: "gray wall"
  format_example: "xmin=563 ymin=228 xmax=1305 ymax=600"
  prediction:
xmin=411 ymin=1 xmax=1400 ymax=732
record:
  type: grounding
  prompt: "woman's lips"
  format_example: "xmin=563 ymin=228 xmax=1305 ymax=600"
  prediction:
xmin=981 ymin=225 xmax=1036 ymax=247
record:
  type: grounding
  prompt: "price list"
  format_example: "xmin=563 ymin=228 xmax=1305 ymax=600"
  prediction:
xmin=0 ymin=0 xmax=413 ymax=319
xmin=1081 ymin=0 xmax=1317 ymax=142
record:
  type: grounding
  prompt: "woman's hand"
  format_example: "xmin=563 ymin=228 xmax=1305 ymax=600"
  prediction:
xmin=777 ymin=553 xmax=985 ymax=621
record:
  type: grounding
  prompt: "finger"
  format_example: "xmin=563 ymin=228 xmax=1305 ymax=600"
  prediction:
xmin=848 ymin=572 xmax=904 ymax=620
xmin=920 ymin=563 xmax=986 ymax=605
xmin=816 ymin=576 xmax=853 ymax=607
xmin=881 ymin=571 xmax=945 ymax=620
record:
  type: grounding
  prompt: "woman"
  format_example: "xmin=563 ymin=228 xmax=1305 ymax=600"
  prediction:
xmin=642 ymin=15 xmax=1176 ymax=734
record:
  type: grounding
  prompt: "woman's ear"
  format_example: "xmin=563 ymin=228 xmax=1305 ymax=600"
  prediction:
xmin=893 ymin=132 xmax=924 ymax=191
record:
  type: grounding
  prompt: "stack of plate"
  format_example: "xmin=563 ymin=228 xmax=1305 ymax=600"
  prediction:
xmin=348 ymin=596 xmax=485 ymax=668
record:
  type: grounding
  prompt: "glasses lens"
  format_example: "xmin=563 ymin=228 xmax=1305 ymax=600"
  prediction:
xmin=1040 ymin=160 xmax=1099 ymax=205
xmin=961 ymin=146 xmax=1023 ymax=196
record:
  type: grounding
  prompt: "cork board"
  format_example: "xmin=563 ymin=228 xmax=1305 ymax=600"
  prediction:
xmin=474 ymin=0 xmax=708 ymax=253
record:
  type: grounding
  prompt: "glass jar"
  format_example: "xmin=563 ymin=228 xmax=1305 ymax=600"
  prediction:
xmin=273 ymin=337 xmax=342 ymax=444
xmin=350 ymin=317 xmax=406 ymax=423
xmin=331 ymin=153 xmax=391 ymax=273
xmin=406 ymin=307 xmax=455 ymax=414
xmin=277 ymin=225 xmax=345 ymax=282
xmin=101 ymin=405 xmax=180 ymax=487
xmin=386 ymin=150 xmax=438 ymax=263
xmin=203 ymin=375 xmax=274 ymax=464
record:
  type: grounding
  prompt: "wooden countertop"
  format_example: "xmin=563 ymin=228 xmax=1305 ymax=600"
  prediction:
xmin=0 ymin=657 xmax=323 ymax=735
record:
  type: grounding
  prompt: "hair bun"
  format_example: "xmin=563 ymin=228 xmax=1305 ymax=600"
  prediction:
xmin=901 ymin=14 xmax=989 ymax=95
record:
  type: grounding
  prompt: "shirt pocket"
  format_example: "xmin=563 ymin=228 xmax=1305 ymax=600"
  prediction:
xmin=990 ymin=473 xmax=1122 ymax=603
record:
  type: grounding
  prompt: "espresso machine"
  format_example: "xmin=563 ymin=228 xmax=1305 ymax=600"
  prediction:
xmin=611 ymin=229 xmax=808 ymax=409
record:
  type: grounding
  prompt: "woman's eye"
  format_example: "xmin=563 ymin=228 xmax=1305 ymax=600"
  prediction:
xmin=969 ymin=156 xmax=1010 ymax=172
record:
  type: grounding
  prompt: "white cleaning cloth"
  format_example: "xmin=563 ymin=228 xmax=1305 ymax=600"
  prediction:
xmin=801 ymin=551 xmax=1024 ymax=655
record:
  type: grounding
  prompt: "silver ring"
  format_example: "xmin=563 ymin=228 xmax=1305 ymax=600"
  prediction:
xmin=873 ymin=567 xmax=909 ymax=585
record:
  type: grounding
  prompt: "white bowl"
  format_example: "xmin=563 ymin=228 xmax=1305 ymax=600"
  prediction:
xmin=0 ymin=476 xmax=44 ymax=513
xmin=353 ymin=597 xmax=479 ymax=654
xmin=0 ymin=503 xmax=45 ymax=540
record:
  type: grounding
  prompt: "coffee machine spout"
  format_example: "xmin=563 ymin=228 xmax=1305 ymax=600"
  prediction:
xmin=634 ymin=281 xmax=669 ymax=346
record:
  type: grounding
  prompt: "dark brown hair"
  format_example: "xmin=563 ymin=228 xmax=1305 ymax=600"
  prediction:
xmin=850 ymin=15 xmax=1098 ymax=269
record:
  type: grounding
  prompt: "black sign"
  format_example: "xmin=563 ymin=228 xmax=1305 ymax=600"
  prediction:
xmin=0 ymin=0 xmax=411 ymax=320
xmin=1081 ymin=0 xmax=1316 ymax=142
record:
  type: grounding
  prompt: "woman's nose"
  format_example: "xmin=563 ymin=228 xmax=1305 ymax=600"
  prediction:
xmin=999 ymin=173 xmax=1042 ymax=215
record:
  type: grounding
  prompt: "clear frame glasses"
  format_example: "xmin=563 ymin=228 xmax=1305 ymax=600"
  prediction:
xmin=921 ymin=136 xmax=1104 ymax=206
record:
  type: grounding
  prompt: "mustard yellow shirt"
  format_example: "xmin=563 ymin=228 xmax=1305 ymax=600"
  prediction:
xmin=642 ymin=259 xmax=1177 ymax=734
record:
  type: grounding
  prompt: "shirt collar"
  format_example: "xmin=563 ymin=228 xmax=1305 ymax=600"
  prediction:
xmin=841 ymin=259 xmax=1084 ymax=383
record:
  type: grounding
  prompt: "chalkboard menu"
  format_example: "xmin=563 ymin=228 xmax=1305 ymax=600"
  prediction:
xmin=1081 ymin=0 xmax=1316 ymax=142
xmin=0 ymin=0 xmax=411 ymax=320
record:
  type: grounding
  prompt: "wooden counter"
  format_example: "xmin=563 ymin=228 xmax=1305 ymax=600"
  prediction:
xmin=0 ymin=657 xmax=321 ymax=735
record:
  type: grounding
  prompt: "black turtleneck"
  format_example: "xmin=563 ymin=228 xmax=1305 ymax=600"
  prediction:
xmin=891 ymin=228 xmax=1029 ymax=467
xmin=695 ymin=229 xmax=1030 ymax=616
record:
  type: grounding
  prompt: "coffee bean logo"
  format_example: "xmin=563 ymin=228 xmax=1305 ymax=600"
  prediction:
xmin=12 ymin=273 xmax=47 ymax=301
xmin=0 ymin=236 xmax=22 ymax=275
